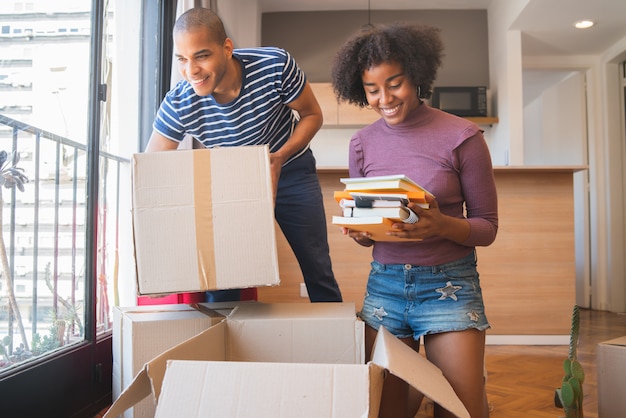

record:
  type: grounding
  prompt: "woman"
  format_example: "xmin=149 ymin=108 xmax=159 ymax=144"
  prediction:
xmin=331 ymin=22 xmax=498 ymax=418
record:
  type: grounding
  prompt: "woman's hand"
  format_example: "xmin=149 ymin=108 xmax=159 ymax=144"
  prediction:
xmin=391 ymin=193 xmax=441 ymax=239
xmin=341 ymin=227 xmax=375 ymax=247
xmin=386 ymin=194 xmax=471 ymax=243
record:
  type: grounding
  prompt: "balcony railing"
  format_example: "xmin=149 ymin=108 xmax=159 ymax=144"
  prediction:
xmin=0 ymin=113 xmax=129 ymax=372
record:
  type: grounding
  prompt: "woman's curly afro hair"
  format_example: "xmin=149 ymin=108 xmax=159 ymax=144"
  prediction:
xmin=331 ymin=22 xmax=444 ymax=108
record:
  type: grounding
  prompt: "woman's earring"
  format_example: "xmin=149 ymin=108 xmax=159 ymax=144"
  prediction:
xmin=417 ymin=85 xmax=422 ymax=98
xmin=366 ymin=104 xmax=373 ymax=109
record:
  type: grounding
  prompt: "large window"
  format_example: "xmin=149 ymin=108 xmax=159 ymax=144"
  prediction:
xmin=0 ymin=0 xmax=141 ymax=415
xmin=1 ymin=0 xmax=95 ymax=371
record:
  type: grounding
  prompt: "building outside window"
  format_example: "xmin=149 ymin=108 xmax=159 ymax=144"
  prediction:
xmin=0 ymin=1 xmax=137 ymax=407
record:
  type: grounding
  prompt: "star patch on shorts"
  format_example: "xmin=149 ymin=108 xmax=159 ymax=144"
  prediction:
xmin=373 ymin=306 xmax=388 ymax=321
xmin=435 ymin=281 xmax=462 ymax=301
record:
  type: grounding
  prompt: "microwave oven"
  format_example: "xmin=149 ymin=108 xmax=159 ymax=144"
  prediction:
xmin=431 ymin=86 xmax=487 ymax=117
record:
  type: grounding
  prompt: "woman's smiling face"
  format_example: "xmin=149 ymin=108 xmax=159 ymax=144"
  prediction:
xmin=361 ymin=61 xmax=421 ymax=125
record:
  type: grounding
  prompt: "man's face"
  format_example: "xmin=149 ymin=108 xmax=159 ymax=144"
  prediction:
xmin=174 ymin=27 xmax=231 ymax=96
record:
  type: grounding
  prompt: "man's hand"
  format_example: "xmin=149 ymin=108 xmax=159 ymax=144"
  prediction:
xmin=269 ymin=153 xmax=283 ymax=202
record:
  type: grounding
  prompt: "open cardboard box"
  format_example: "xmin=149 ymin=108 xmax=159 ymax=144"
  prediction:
xmin=597 ymin=335 xmax=626 ymax=417
xmin=132 ymin=145 xmax=280 ymax=296
xmin=112 ymin=303 xmax=225 ymax=418
xmin=105 ymin=303 xmax=469 ymax=418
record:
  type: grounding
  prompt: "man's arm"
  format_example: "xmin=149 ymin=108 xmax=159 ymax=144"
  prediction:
xmin=272 ymin=81 xmax=323 ymax=167
xmin=145 ymin=131 xmax=180 ymax=152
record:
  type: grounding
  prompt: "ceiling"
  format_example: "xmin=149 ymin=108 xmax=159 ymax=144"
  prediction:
xmin=258 ymin=0 xmax=626 ymax=56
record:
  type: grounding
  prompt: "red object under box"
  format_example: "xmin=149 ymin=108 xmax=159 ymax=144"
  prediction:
xmin=137 ymin=289 xmax=257 ymax=306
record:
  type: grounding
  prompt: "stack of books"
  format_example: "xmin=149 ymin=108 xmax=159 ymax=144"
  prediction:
xmin=332 ymin=175 xmax=432 ymax=242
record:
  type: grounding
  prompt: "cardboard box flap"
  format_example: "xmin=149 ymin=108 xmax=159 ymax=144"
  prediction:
xmin=227 ymin=301 xmax=358 ymax=320
xmin=600 ymin=335 xmax=626 ymax=347
xmin=370 ymin=326 xmax=471 ymax=418
xmin=118 ymin=305 xmax=224 ymax=322
xmin=154 ymin=360 xmax=373 ymax=417
xmin=133 ymin=150 xmax=208 ymax=293
xmin=226 ymin=302 xmax=364 ymax=364
xmin=147 ymin=321 xmax=228 ymax=400
xmin=207 ymin=146 xmax=279 ymax=289
xmin=104 ymin=367 xmax=154 ymax=418
xmin=104 ymin=321 xmax=228 ymax=418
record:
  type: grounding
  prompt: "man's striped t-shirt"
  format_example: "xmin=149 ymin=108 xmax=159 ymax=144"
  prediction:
xmin=153 ymin=47 xmax=309 ymax=164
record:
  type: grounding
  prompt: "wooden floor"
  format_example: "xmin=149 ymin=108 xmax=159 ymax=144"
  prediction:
xmin=416 ymin=307 xmax=626 ymax=417
xmin=98 ymin=308 xmax=625 ymax=418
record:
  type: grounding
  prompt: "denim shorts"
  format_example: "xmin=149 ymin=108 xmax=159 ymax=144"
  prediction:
xmin=358 ymin=251 xmax=490 ymax=340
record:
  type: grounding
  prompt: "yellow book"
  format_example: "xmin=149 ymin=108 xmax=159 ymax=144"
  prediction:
xmin=340 ymin=174 xmax=433 ymax=197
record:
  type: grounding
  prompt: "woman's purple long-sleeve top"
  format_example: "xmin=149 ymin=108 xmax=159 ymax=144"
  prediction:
xmin=348 ymin=104 xmax=498 ymax=266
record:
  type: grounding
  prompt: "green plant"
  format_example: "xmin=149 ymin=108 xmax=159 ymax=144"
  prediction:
xmin=0 ymin=310 xmax=67 ymax=368
xmin=555 ymin=305 xmax=585 ymax=418
xmin=30 ymin=323 xmax=62 ymax=356
xmin=0 ymin=335 xmax=12 ymax=363
xmin=0 ymin=150 xmax=29 ymax=352
xmin=0 ymin=334 xmax=31 ymax=366
xmin=43 ymin=262 xmax=84 ymax=340
xmin=30 ymin=333 xmax=50 ymax=356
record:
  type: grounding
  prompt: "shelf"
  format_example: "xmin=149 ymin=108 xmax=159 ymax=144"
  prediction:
xmin=465 ymin=116 xmax=499 ymax=125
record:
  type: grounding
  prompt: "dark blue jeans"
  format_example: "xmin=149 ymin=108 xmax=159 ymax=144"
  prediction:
xmin=207 ymin=148 xmax=342 ymax=303
xmin=274 ymin=148 xmax=342 ymax=302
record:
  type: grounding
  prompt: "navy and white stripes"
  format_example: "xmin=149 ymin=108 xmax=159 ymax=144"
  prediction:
xmin=153 ymin=47 xmax=308 ymax=165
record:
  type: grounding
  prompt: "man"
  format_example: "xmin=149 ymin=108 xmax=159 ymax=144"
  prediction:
xmin=146 ymin=7 xmax=342 ymax=302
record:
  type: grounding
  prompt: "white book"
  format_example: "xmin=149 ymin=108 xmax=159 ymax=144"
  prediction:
xmin=348 ymin=206 xmax=419 ymax=224
xmin=350 ymin=192 xmax=409 ymax=206
xmin=339 ymin=198 xmax=406 ymax=209
xmin=340 ymin=194 xmax=429 ymax=209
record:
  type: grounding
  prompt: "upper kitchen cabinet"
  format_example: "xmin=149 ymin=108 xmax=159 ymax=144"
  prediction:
xmin=310 ymin=82 xmax=338 ymax=125
xmin=310 ymin=83 xmax=380 ymax=127
xmin=262 ymin=10 xmax=490 ymax=87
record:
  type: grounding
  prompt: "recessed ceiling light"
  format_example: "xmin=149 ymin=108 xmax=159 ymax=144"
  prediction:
xmin=574 ymin=20 xmax=595 ymax=29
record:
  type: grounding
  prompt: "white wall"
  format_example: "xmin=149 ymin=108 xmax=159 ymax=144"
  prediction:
xmin=218 ymin=0 xmax=261 ymax=47
xmin=487 ymin=0 xmax=528 ymax=166
xmin=522 ymin=43 xmax=626 ymax=312
xmin=523 ymin=71 xmax=586 ymax=165
xmin=597 ymin=38 xmax=626 ymax=312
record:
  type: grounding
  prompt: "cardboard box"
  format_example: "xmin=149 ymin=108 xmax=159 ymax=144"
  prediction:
xmin=105 ymin=303 xmax=469 ymax=418
xmin=132 ymin=145 xmax=280 ymax=295
xmin=597 ymin=336 xmax=626 ymax=417
xmin=112 ymin=304 xmax=224 ymax=418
